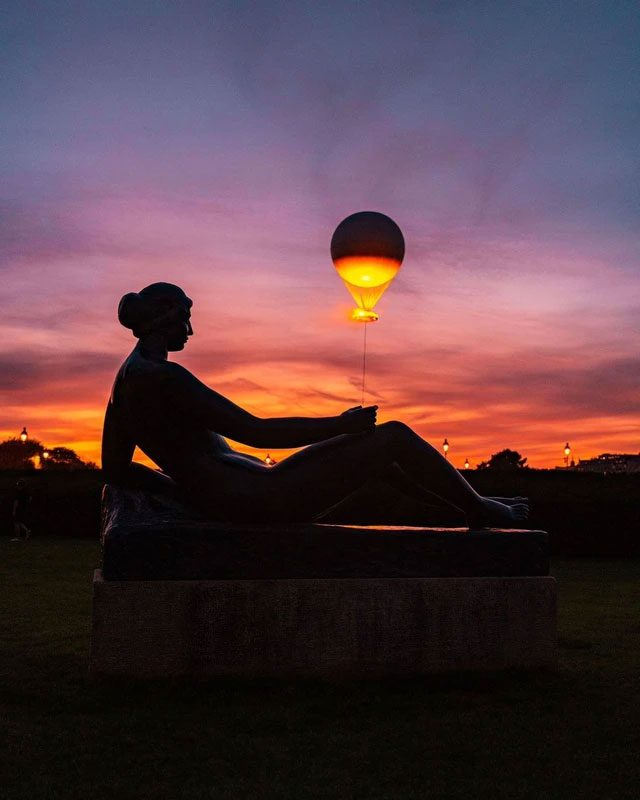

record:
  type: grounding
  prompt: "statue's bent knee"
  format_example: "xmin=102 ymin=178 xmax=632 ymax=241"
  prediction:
xmin=377 ymin=420 xmax=411 ymax=443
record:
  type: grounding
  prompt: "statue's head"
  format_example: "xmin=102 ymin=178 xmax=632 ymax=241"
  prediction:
xmin=118 ymin=283 xmax=193 ymax=351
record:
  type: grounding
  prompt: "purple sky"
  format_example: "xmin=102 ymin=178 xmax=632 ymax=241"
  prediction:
xmin=2 ymin=0 xmax=639 ymax=467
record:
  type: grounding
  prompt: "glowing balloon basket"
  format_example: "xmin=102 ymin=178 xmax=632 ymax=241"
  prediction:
xmin=331 ymin=211 xmax=405 ymax=403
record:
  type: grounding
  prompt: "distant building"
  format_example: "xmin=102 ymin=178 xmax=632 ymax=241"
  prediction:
xmin=575 ymin=453 xmax=640 ymax=474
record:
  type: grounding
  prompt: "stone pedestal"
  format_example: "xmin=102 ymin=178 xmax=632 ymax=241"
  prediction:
xmin=90 ymin=569 xmax=557 ymax=676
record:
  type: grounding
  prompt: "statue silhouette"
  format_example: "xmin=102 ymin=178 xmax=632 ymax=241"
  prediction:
xmin=102 ymin=283 xmax=529 ymax=527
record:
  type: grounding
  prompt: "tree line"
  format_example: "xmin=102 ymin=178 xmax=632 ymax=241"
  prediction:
xmin=0 ymin=437 xmax=529 ymax=473
xmin=477 ymin=449 xmax=528 ymax=471
xmin=0 ymin=438 xmax=97 ymax=470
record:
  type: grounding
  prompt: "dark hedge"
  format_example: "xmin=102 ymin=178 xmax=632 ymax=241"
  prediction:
xmin=1 ymin=468 xmax=638 ymax=557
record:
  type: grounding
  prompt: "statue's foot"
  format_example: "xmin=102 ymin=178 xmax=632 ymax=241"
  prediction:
xmin=487 ymin=496 xmax=529 ymax=507
xmin=467 ymin=497 xmax=529 ymax=529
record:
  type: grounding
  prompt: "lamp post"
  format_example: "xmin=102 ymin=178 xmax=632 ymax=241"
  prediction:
xmin=464 ymin=458 xmax=470 ymax=470
xmin=564 ymin=442 xmax=571 ymax=469
xmin=264 ymin=453 xmax=276 ymax=467
xmin=20 ymin=427 xmax=28 ymax=443
xmin=443 ymin=438 xmax=449 ymax=460
xmin=42 ymin=449 xmax=50 ymax=461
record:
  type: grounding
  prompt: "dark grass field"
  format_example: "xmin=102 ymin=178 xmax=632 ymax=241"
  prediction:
xmin=1 ymin=539 xmax=639 ymax=799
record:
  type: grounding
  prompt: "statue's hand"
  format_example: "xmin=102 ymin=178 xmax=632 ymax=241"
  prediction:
xmin=340 ymin=405 xmax=378 ymax=435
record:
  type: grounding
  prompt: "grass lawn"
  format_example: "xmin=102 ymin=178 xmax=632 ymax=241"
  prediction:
xmin=1 ymin=539 xmax=639 ymax=800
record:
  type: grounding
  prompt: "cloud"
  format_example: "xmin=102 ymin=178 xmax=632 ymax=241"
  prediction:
xmin=0 ymin=349 xmax=118 ymax=399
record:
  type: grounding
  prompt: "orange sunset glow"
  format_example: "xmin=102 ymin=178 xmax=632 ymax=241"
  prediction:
xmin=2 ymin=235 xmax=637 ymax=471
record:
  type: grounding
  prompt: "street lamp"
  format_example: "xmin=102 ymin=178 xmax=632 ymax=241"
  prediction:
xmin=42 ymin=449 xmax=50 ymax=461
xmin=264 ymin=453 xmax=277 ymax=467
xmin=443 ymin=438 xmax=449 ymax=459
xmin=20 ymin=427 xmax=28 ymax=443
xmin=564 ymin=442 xmax=571 ymax=469
xmin=464 ymin=458 xmax=470 ymax=470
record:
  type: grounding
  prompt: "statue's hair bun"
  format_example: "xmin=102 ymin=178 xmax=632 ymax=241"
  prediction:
xmin=118 ymin=292 xmax=149 ymax=334
xmin=117 ymin=283 xmax=192 ymax=338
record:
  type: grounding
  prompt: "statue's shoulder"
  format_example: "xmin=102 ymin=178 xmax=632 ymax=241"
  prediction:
xmin=113 ymin=353 xmax=199 ymax=405
xmin=130 ymin=354 xmax=198 ymax=386
xmin=116 ymin=351 xmax=173 ymax=387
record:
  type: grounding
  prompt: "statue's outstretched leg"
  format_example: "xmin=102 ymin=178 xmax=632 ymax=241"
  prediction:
xmin=267 ymin=422 xmax=529 ymax=527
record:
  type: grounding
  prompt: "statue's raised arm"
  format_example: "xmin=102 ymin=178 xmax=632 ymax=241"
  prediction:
xmin=153 ymin=361 xmax=377 ymax=449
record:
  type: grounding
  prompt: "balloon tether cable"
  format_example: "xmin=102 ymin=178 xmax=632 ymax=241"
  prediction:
xmin=361 ymin=322 xmax=368 ymax=406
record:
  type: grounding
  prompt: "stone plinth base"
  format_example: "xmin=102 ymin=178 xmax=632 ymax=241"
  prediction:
xmin=90 ymin=570 xmax=557 ymax=676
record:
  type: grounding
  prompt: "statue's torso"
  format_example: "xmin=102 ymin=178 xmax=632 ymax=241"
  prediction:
xmin=107 ymin=350 xmax=235 ymax=480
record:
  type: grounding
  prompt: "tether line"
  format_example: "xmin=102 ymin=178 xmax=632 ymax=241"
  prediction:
xmin=361 ymin=322 xmax=368 ymax=406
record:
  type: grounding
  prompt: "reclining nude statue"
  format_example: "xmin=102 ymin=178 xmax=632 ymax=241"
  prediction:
xmin=102 ymin=282 xmax=529 ymax=528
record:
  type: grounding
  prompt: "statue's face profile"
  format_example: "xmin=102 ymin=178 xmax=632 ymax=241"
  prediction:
xmin=164 ymin=304 xmax=193 ymax=351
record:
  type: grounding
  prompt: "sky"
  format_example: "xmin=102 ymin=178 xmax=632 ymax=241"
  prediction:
xmin=1 ymin=0 xmax=639 ymax=469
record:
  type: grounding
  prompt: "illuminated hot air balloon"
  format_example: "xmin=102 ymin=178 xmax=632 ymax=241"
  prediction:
xmin=330 ymin=211 xmax=405 ymax=404
xmin=331 ymin=211 xmax=405 ymax=322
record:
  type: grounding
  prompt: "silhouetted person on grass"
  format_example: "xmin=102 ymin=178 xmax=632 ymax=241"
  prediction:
xmin=102 ymin=283 xmax=529 ymax=527
xmin=10 ymin=479 xmax=32 ymax=541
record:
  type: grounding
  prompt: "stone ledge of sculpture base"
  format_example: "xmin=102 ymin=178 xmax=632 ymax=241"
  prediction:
xmin=100 ymin=484 xmax=550 ymax=580
xmin=90 ymin=569 xmax=557 ymax=677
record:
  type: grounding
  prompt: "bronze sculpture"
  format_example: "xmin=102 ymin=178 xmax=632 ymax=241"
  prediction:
xmin=102 ymin=283 xmax=529 ymax=527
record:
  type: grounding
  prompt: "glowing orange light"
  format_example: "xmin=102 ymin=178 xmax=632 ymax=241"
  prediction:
xmin=351 ymin=308 xmax=379 ymax=322
xmin=333 ymin=256 xmax=401 ymax=322
xmin=20 ymin=427 xmax=28 ymax=443
xmin=264 ymin=453 xmax=276 ymax=466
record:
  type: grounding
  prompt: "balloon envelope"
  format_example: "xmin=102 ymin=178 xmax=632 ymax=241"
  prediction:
xmin=331 ymin=211 xmax=404 ymax=321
